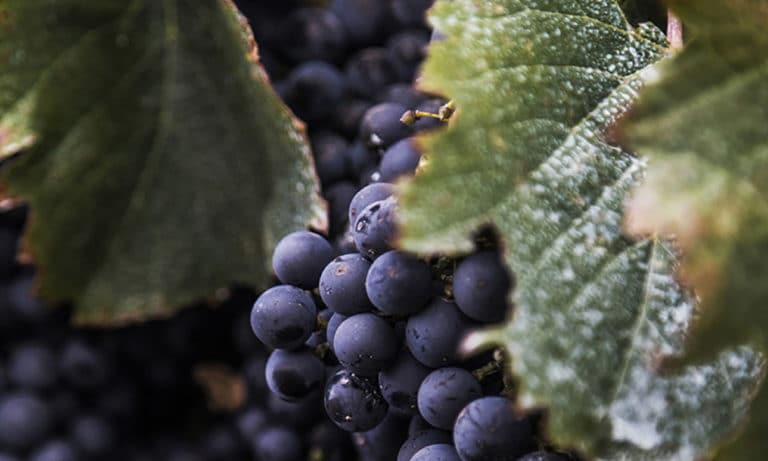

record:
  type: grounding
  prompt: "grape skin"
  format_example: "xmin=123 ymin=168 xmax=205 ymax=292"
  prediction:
xmin=324 ymin=369 xmax=388 ymax=432
xmin=453 ymin=252 xmax=512 ymax=323
xmin=250 ymin=285 xmax=317 ymax=350
xmin=406 ymin=299 xmax=474 ymax=368
xmin=272 ymin=231 xmax=335 ymax=289
xmin=410 ymin=443 xmax=462 ymax=461
xmin=320 ymin=253 xmax=374 ymax=315
xmin=266 ymin=348 xmax=326 ymax=401
xmin=333 ymin=313 xmax=398 ymax=376
xmin=453 ymin=397 xmax=535 ymax=461
xmin=365 ymin=251 xmax=432 ymax=316
xmin=417 ymin=367 xmax=482 ymax=431
xmin=378 ymin=350 xmax=432 ymax=417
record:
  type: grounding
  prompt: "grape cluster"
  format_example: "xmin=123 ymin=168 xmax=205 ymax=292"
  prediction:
xmin=0 ymin=0 xmax=580 ymax=459
xmin=256 ymin=192 xmax=575 ymax=460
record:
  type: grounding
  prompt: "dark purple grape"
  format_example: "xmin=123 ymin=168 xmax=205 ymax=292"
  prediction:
xmin=406 ymin=299 xmax=474 ymax=368
xmin=359 ymin=103 xmax=414 ymax=148
xmin=324 ymin=369 xmax=388 ymax=432
xmin=7 ymin=343 xmax=56 ymax=391
xmin=320 ymin=254 xmax=373 ymax=315
xmin=59 ymin=339 xmax=110 ymax=391
xmin=283 ymin=61 xmax=346 ymax=124
xmin=277 ymin=8 xmax=347 ymax=63
xmin=411 ymin=444 xmax=461 ymax=461
xmin=365 ymin=251 xmax=432 ymax=315
xmin=379 ymin=83 xmax=426 ymax=108
xmin=348 ymin=183 xmax=395 ymax=226
xmin=28 ymin=440 xmax=77 ymax=461
xmin=335 ymin=101 xmax=373 ymax=140
xmin=378 ymin=350 xmax=432 ymax=417
xmin=453 ymin=252 xmax=512 ymax=323
xmin=272 ymin=231 xmax=334 ymax=289
xmin=379 ymin=138 xmax=422 ymax=182
xmin=387 ymin=30 xmax=430 ymax=81
xmin=345 ymin=48 xmax=400 ymax=99
xmin=311 ymin=131 xmax=352 ymax=187
xmin=396 ymin=429 xmax=452 ymax=461
xmin=417 ymin=367 xmax=482 ymax=430
xmin=266 ymin=348 xmax=326 ymax=401
xmin=254 ymin=427 xmax=304 ymax=461
xmin=71 ymin=414 xmax=115 ymax=458
xmin=330 ymin=0 xmax=389 ymax=47
xmin=236 ymin=407 xmax=268 ymax=441
xmin=333 ymin=313 xmax=398 ymax=376
xmin=0 ymin=393 xmax=51 ymax=452
xmin=453 ymin=397 xmax=535 ymax=461
xmin=250 ymin=285 xmax=317 ymax=350
xmin=354 ymin=197 xmax=398 ymax=260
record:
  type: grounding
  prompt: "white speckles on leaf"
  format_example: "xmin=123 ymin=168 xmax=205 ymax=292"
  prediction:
xmin=400 ymin=0 xmax=764 ymax=458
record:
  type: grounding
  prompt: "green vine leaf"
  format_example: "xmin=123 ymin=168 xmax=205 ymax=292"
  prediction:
xmin=0 ymin=0 xmax=326 ymax=324
xmin=622 ymin=0 xmax=768 ymax=458
xmin=399 ymin=0 xmax=764 ymax=458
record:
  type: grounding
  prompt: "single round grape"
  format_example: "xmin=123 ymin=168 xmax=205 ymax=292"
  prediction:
xmin=236 ymin=407 xmax=268 ymax=441
xmin=72 ymin=414 xmax=114 ymax=458
xmin=411 ymin=444 xmax=461 ymax=461
xmin=518 ymin=452 xmax=570 ymax=461
xmin=311 ymin=132 xmax=351 ymax=187
xmin=59 ymin=339 xmax=110 ymax=391
xmin=334 ymin=313 xmax=398 ymax=376
xmin=453 ymin=252 xmax=512 ymax=323
xmin=348 ymin=183 xmax=395 ymax=225
xmin=7 ymin=343 xmax=56 ymax=391
xmin=378 ymin=350 xmax=432 ymax=417
xmin=387 ymin=31 xmax=430 ymax=81
xmin=266 ymin=348 xmax=326 ymax=401
xmin=379 ymin=139 xmax=421 ymax=182
xmin=417 ymin=368 xmax=482 ymax=430
xmin=251 ymin=285 xmax=317 ymax=350
xmin=354 ymin=197 xmax=398 ymax=259
xmin=396 ymin=429 xmax=452 ymax=461
xmin=453 ymin=397 xmax=535 ymax=461
xmin=345 ymin=47 xmax=400 ymax=99
xmin=365 ymin=251 xmax=432 ymax=315
xmin=28 ymin=440 xmax=77 ymax=461
xmin=359 ymin=102 xmax=413 ymax=148
xmin=324 ymin=368 xmax=388 ymax=432
xmin=272 ymin=231 xmax=335 ymax=289
xmin=282 ymin=61 xmax=346 ymax=123
xmin=0 ymin=393 xmax=51 ymax=452
xmin=406 ymin=299 xmax=474 ymax=368
xmin=327 ymin=313 xmax=348 ymax=349
xmin=254 ymin=427 xmax=304 ymax=461
xmin=277 ymin=7 xmax=347 ymax=63
xmin=320 ymin=254 xmax=373 ymax=315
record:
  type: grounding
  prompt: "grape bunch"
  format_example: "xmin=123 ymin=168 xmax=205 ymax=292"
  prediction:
xmin=252 ymin=148 xmax=574 ymax=461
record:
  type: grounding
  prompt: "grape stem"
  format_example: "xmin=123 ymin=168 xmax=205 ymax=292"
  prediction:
xmin=667 ymin=10 xmax=683 ymax=50
xmin=400 ymin=100 xmax=456 ymax=125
